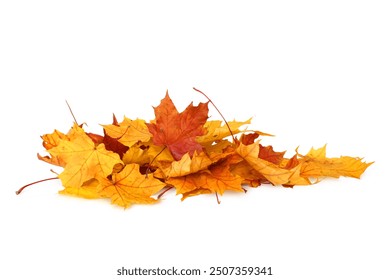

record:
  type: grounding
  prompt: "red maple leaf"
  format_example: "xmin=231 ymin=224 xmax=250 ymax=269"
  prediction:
xmin=146 ymin=92 xmax=209 ymax=160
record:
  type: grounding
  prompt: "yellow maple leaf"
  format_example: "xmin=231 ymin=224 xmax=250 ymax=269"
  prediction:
xmin=103 ymin=117 xmax=151 ymax=147
xmin=41 ymin=129 xmax=69 ymax=150
xmin=59 ymin=178 xmax=101 ymax=199
xmin=37 ymin=129 xmax=71 ymax=167
xmin=180 ymin=188 xmax=212 ymax=201
xmin=49 ymin=124 xmax=123 ymax=189
xmin=196 ymin=119 xmax=251 ymax=144
xmin=298 ymin=145 xmax=373 ymax=179
xmin=158 ymin=151 xmax=213 ymax=178
xmin=98 ymin=163 xmax=166 ymax=208
xmin=146 ymin=142 xmax=175 ymax=162
xmin=236 ymin=142 xmax=293 ymax=185
xmin=122 ymin=145 xmax=150 ymax=165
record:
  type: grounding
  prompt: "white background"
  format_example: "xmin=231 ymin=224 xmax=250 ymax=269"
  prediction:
xmin=1 ymin=1 xmax=389 ymax=279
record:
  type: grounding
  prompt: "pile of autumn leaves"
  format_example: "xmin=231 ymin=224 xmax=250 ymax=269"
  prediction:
xmin=34 ymin=93 xmax=371 ymax=207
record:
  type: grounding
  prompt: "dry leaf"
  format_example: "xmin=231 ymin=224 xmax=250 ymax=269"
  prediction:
xmin=49 ymin=124 xmax=123 ymax=189
xmin=18 ymin=89 xmax=373 ymax=208
xmin=146 ymin=92 xmax=209 ymax=160
xmin=99 ymin=164 xmax=166 ymax=208
xmin=103 ymin=117 xmax=151 ymax=148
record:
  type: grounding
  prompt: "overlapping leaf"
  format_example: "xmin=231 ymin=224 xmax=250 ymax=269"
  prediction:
xmin=146 ymin=93 xmax=209 ymax=160
xmin=48 ymin=124 xmax=123 ymax=189
xmin=19 ymin=90 xmax=372 ymax=208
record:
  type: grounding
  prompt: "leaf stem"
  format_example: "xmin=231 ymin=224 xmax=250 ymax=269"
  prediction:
xmin=193 ymin=87 xmax=235 ymax=143
xmin=15 ymin=177 xmax=59 ymax=195
xmin=157 ymin=185 xmax=174 ymax=199
xmin=145 ymin=146 xmax=167 ymax=178
xmin=65 ymin=100 xmax=79 ymax=126
xmin=215 ymin=192 xmax=221 ymax=204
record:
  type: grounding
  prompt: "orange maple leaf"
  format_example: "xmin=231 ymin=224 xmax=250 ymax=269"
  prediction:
xmin=167 ymin=156 xmax=243 ymax=199
xmin=146 ymin=92 xmax=209 ymax=160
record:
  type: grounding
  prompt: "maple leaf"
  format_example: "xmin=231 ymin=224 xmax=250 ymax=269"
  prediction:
xmin=49 ymin=124 xmax=123 ymax=189
xmin=196 ymin=119 xmax=251 ymax=144
xmin=180 ymin=188 xmax=213 ymax=201
xmin=37 ymin=129 xmax=70 ymax=167
xmin=146 ymin=141 xmax=176 ymax=162
xmin=236 ymin=142 xmax=293 ymax=185
xmin=298 ymin=145 xmax=373 ymax=179
xmin=230 ymin=161 xmax=264 ymax=187
xmin=41 ymin=129 xmax=69 ymax=150
xmin=18 ymin=88 xmax=373 ymax=207
xmin=146 ymin=92 xmax=209 ymax=160
xmin=98 ymin=163 xmax=166 ymax=208
xmin=103 ymin=117 xmax=151 ymax=148
xmin=258 ymin=144 xmax=286 ymax=165
xmin=158 ymin=151 xmax=213 ymax=178
xmin=102 ymin=132 xmax=129 ymax=158
xmin=122 ymin=145 xmax=150 ymax=165
xmin=168 ymin=157 xmax=243 ymax=198
xmin=59 ymin=178 xmax=101 ymax=199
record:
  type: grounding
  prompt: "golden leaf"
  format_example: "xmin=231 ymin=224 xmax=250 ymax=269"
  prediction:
xmin=236 ymin=142 xmax=293 ymax=185
xmin=49 ymin=124 xmax=123 ymax=189
xmin=299 ymin=145 xmax=373 ymax=179
xmin=98 ymin=163 xmax=166 ymax=208
xmin=103 ymin=117 xmax=151 ymax=148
